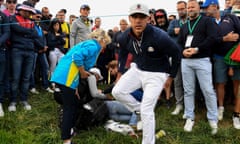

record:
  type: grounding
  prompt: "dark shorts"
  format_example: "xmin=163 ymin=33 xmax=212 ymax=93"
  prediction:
xmin=213 ymin=57 xmax=240 ymax=83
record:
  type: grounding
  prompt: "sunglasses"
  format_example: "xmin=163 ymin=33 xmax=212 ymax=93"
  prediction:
xmin=36 ymin=16 xmax=42 ymax=18
xmin=156 ymin=16 xmax=164 ymax=19
xmin=7 ymin=1 xmax=17 ymax=4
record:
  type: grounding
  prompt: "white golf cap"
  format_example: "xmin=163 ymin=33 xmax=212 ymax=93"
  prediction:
xmin=129 ymin=3 xmax=149 ymax=16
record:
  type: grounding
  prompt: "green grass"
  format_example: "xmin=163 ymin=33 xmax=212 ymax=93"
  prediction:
xmin=0 ymin=88 xmax=240 ymax=144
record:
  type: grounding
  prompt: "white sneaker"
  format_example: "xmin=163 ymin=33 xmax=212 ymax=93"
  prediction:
xmin=209 ymin=120 xmax=218 ymax=135
xmin=45 ymin=87 xmax=54 ymax=93
xmin=218 ymin=107 xmax=224 ymax=121
xmin=135 ymin=111 xmax=142 ymax=131
xmin=0 ymin=103 xmax=4 ymax=117
xmin=137 ymin=120 xmax=143 ymax=131
xmin=8 ymin=102 xmax=16 ymax=112
xmin=21 ymin=101 xmax=31 ymax=110
xmin=171 ymin=104 xmax=183 ymax=115
xmin=182 ymin=114 xmax=187 ymax=119
xmin=54 ymin=88 xmax=61 ymax=92
xmin=184 ymin=119 xmax=194 ymax=132
xmin=233 ymin=116 xmax=240 ymax=129
xmin=30 ymin=88 xmax=39 ymax=94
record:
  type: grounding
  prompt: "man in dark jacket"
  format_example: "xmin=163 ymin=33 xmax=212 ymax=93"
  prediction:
xmin=0 ymin=10 xmax=10 ymax=117
xmin=8 ymin=4 xmax=44 ymax=112
xmin=178 ymin=0 xmax=218 ymax=135
xmin=154 ymin=9 xmax=169 ymax=31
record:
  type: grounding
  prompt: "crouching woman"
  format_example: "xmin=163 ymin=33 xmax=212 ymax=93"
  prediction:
xmin=50 ymin=29 xmax=111 ymax=144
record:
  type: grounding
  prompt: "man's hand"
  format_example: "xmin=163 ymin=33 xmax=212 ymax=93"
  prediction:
xmin=183 ymin=48 xmax=198 ymax=57
xmin=223 ymin=31 xmax=239 ymax=42
xmin=174 ymin=27 xmax=180 ymax=35
xmin=183 ymin=48 xmax=193 ymax=57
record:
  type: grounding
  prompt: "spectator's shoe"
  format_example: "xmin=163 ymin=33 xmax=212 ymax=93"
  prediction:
xmin=184 ymin=119 xmax=194 ymax=132
xmin=182 ymin=114 xmax=187 ymax=119
xmin=171 ymin=104 xmax=183 ymax=115
xmin=8 ymin=102 xmax=16 ymax=112
xmin=21 ymin=101 xmax=31 ymax=110
xmin=218 ymin=107 xmax=224 ymax=121
xmin=30 ymin=88 xmax=39 ymax=94
xmin=0 ymin=103 xmax=4 ymax=117
xmin=45 ymin=87 xmax=54 ymax=93
xmin=233 ymin=116 xmax=240 ymax=129
xmin=137 ymin=120 xmax=142 ymax=131
xmin=209 ymin=120 xmax=218 ymax=135
xmin=135 ymin=111 xmax=142 ymax=131
xmin=54 ymin=88 xmax=61 ymax=92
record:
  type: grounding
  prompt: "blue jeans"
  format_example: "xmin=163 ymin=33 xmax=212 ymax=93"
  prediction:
xmin=38 ymin=53 xmax=50 ymax=89
xmin=0 ymin=49 xmax=6 ymax=103
xmin=30 ymin=52 xmax=50 ymax=89
xmin=4 ymin=48 xmax=11 ymax=95
xmin=181 ymin=58 xmax=218 ymax=122
xmin=10 ymin=48 xmax=35 ymax=102
xmin=105 ymin=100 xmax=137 ymax=126
xmin=30 ymin=53 xmax=38 ymax=89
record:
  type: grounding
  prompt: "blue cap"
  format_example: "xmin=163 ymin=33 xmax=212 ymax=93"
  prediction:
xmin=35 ymin=9 xmax=41 ymax=15
xmin=201 ymin=0 xmax=219 ymax=8
xmin=80 ymin=4 xmax=90 ymax=10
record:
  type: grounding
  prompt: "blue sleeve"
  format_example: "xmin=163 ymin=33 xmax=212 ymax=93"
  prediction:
xmin=72 ymin=42 xmax=98 ymax=67
xmin=160 ymin=33 xmax=181 ymax=78
xmin=167 ymin=20 xmax=177 ymax=37
xmin=118 ymin=32 xmax=129 ymax=73
xmin=130 ymin=89 xmax=143 ymax=102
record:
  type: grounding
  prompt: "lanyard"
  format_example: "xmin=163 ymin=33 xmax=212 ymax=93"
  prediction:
xmin=187 ymin=15 xmax=201 ymax=35
xmin=179 ymin=19 xmax=186 ymax=27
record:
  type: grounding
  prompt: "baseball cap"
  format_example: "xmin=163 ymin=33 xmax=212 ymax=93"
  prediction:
xmin=201 ymin=0 xmax=219 ymax=8
xmin=16 ymin=4 xmax=36 ymax=14
xmin=89 ymin=67 xmax=103 ymax=80
xmin=155 ymin=11 xmax=164 ymax=17
xmin=35 ymin=9 xmax=41 ymax=15
xmin=80 ymin=4 xmax=90 ymax=10
xmin=129 ymin=3 xmax=149 ymax=16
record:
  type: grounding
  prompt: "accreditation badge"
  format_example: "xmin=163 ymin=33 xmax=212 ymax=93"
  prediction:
xmin=185 ymin=35 xmax=193 ymax=48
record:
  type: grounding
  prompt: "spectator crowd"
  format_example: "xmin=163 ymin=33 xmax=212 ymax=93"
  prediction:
xmin=0 ymin=0 xmax=240 ymax=144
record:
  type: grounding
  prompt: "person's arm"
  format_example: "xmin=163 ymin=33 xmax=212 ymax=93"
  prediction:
xmin=167 ymin=20 xmax=177 ymax=37
xmin=70 ymin=20 xmax=77 ymax=47
xmin=87 ymin=75 xmax=106 ymax=99
xmin=0 ymin=13 xmax=10 ymax=46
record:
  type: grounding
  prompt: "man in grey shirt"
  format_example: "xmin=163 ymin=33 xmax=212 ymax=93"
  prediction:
xmin=70 ymin=4 xmax=91 ymax=47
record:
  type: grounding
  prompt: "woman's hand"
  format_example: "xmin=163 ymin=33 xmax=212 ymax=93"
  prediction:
xmin=79 ymin=66 xmax=90 ymax=79
xmin=80 ymin=70 xmax=90 ymax=79
xmin=75 ymin=89 xmax=80 ymax=100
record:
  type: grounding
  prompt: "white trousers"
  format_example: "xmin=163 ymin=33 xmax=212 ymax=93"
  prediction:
xmin=112 ymin=63 xmax=168 ymax=144
xmin=48 ymin=48 xmax=64 ymax=76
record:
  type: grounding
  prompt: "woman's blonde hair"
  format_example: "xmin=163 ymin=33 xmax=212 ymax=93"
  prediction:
xmin=89 ymin=29 xmax=111 ymax=45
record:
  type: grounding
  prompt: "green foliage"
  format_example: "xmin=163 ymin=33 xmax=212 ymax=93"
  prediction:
xmin=0 ymin=88 xmax=239 ymax=144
